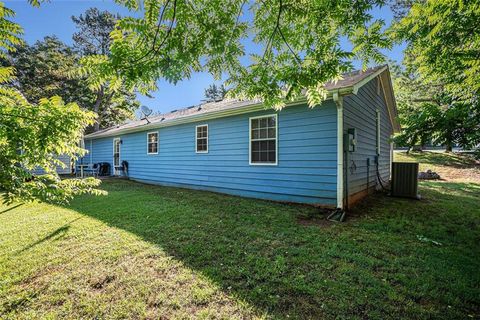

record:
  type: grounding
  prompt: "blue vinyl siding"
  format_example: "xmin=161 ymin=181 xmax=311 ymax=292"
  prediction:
xmin=85 ymin=102 xmax=338 ymax=205
xmin=343 ymin=78 xmax=393 ymax=196
xmin=81 ymin=137 xmax=114 ymax=168
xmin=31 ymin=154 xmax=71 ymax=175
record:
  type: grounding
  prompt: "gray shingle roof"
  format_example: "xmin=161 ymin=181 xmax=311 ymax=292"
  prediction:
xmin=86 ymin=65 xmax=389 ymax=138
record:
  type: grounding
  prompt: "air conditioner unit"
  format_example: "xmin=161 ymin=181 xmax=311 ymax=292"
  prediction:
xmin=391 ymin=162 xmax=420 ymax=199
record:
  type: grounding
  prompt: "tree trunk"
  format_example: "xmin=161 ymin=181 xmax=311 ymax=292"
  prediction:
xmin=93 ymin=87 xmax=104 ymax=132
xmin=406 ymin=134 xmax=417 ymax=154
xmin=445 ymin=130 xmax=454 ymax=153
xmin=445 ymin=142 xmax=453 ymax=152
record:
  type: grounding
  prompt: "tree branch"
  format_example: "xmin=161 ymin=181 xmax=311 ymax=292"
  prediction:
xmin=260 ymin=0 xmax=301 ymax=66
xmin=261 ymin=0 xmax=283 ymax=65
xmin=124 ymin=0 xmax=177 ymax=69
xmin=278 ymin=23 xmax=301 ymax=63
xmin=151 ymin=0 xmax=177 ymax=55
xmin=227 ymin=0 xmax=246 ymax=46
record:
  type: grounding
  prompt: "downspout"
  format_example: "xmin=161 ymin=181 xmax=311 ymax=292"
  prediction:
xmin=390 ymin=137 xmax=393 ymax=180
xmin=333 ymin=91 xmax=344 ymax=209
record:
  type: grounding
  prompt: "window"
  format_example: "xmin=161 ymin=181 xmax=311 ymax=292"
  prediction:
xmin=147 ymin=132 xmax=158 ymax=154
xmin=376 ymin=110 xmax=381 ymax=155
xmin=196 ymin=125 xmax=208 ymax=153
xmin=250 ymin=114 xmax=277 ymax=165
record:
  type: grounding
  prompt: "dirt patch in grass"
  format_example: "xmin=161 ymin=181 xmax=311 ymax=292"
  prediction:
xmin=89 ymin=274 xmax=116 ymax=290
xmin=296 ymin=215 xmax=334 ymax=227
xmin=295 ymin=207 xmax=339 ymax=227
xmin=394 ymin=151 xmax=480 ymax=182
xmin=432 ymin=165 xmax=480 ymax=182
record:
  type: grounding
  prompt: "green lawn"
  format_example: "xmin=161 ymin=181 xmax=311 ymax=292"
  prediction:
xmin=1 ymin=153 xmax=479 ymax=319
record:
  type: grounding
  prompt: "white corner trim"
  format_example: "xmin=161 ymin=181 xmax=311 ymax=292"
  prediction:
xmin=333 ymin=92 xmax=344 ymax=209
xmin=376 ymin=109 xmax=381 ymax=155
xmin=390 ymin=137 xmax=394 ymax=180
xmin=379 ymin=74 xmax=400 ymax=133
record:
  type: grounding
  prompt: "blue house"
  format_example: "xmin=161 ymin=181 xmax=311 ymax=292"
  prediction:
xmin=83 ymin=65 xmax=400 ymax=209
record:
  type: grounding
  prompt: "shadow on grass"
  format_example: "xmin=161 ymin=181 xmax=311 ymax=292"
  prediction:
xmin=66 ymin=179 xmax=480 ymax=319
xmin=0 ymin=203 xmax=23 ymax=215
xmin=16 ymin=217 xmax=82 ymax=254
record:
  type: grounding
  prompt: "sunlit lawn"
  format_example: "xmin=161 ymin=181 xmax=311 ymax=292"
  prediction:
xmin=0 ymin=152 xmax=479 ymax=319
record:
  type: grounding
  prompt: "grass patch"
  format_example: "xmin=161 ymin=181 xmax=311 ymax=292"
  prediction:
xmin=395 ymin=151 xmax=477 ymax=168
xmin=0 ymin=154 xmax=479 ymax=319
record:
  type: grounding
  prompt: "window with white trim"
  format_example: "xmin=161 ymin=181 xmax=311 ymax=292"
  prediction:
xmin=147 ymin=132 xmax=158 ymax=154
xmin=250 ymin=115 xmax=277 ymax=164
xmin=196 ymin=125 xmax=208 ymax=153
xmin=376 ymin=109 xmax=381 ymax=155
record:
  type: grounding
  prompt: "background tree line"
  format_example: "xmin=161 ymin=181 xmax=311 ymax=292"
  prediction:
xmin=389 ymin=0 xmax=480 ymax=152
xmin=2 ymin=7 xmax=139 ymax=133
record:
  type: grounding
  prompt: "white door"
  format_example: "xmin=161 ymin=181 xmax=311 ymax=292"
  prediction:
xmin=113 ymin=138 xmax=121 ymax=175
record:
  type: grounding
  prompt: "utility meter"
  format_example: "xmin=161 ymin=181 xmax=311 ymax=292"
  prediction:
xmin=347 ymin=128 xmax=357 ymax=152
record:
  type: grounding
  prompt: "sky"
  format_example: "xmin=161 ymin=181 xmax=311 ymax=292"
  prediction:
xmin=5 ymin=0 xmax=405 ymax=114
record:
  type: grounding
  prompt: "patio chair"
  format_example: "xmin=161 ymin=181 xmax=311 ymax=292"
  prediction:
xmin=82 ymin=163 xmax=95 ymax=177
xmin=92 ymin=163 xmax=100 ymax=177
xmin=76 ymin=163 xmax=89 ymax=178
xmin=98 ymin=162 xmax=111 ymax=176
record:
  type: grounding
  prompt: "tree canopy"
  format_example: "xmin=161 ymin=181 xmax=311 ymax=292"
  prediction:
xmin=389 ymin=0 xmax=480 ymax=151
xmin=4 ymin=36 xmax=94 ymax=107
xmin=393 ymin=76 xmax=480 ymax=151
xmin=3 ymin=8 xmax=140 ymax=132
xmin=4 ymin=34 xmax=139 ymax=132
xmin=0 ymin=2 xmax=104 ymax=204
xmin=204 ymin=84 xmax=227 ymax=102
xmin=72 ymin=7 xmax=120 ymax=56
xmin=390 ymin=0 xmax=480 ymax=104
xmin=79 ymin=0 xmax=392 ymax=109
xmin=71 ymin=7 xmax=139 ymax=131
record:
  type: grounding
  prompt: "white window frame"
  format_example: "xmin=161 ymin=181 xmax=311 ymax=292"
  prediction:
xmin=195 ymin=124 xmax=209 ymax=154
xmin=113 ymin=137 xmax=121 ymax=175
xmin=249 ymin=114 xmax=278 ymax=166
xmin=376 ymin=109 xmax=381 ymax=155
xmin=147 ymin=131 xmax=159 ymax=155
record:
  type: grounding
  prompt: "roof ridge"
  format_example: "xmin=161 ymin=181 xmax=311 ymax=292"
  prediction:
xmin=86 ymin=66 xmax=390 ymax=138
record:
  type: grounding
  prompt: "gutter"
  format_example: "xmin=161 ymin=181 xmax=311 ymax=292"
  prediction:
xmin=333 ymin=91 xmax=344 ymax=209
